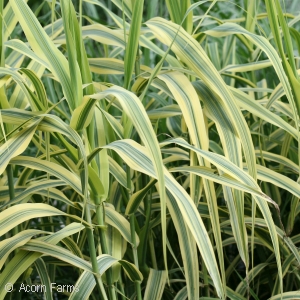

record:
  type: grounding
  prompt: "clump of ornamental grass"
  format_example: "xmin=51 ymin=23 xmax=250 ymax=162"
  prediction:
xmin=0 ymin=0 xmax=299 ymax=299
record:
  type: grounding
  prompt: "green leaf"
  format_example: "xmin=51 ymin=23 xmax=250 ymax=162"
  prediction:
xmin=69 ymin=254 xmax=143 ymax=300
xmin=0 ymin=203 xmax=65 ymax=237
xmin=0 ymin=230 xmax=42 ymax=269
xmin=144 ymin=268 xmax=167 ymax=300
xmin=34 ymin=258 xmax=53 ymax=300
xmin=123 ymin=0 xmax=144 ymax=89
xmin=10 ymin=156 xmax=82 ymax=195
xmin=125 ymin=179 xmax=157 ymax=215
xmin=0 ymin=122 xmax=37 ymax=175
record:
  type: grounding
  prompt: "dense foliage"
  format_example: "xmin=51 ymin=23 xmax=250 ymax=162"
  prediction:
xmin=0 ymin=0 xmax=299 ymax=299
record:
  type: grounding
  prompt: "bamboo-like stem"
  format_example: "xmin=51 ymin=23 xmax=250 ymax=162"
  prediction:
xmin=130 ymin=214 xmax=142 ymax=300
xmin=95 ymin=197 xmax=116 ymax=300
xmin=127 ymin=166 xmax=142 ymax=300
xmin=118 ymin=275 xmax=126 ymax=300
xmin=77 ymin=143 xmax=108 ymax=300
xmin=139 ymin=175 xmax=151 ymax=275
xmin=130 ymin=215 xmax=139 ymax=268
xmin=84 ymin=200 xmax=108 ymax=299
xmin=201 ymin=256 xmax=209 ymax=297
xmin=149 ymin=232 xmax=157 ymax=269
xmin=6 ymin=165 xmax=15 ymax=204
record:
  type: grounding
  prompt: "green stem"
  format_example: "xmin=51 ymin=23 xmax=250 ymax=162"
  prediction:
xmin=6 ymin=165 xmax=15 ymax=201
xmin=118 ymin=275 xmax=126 ymax=300
xmin=126 ymin=166 xmax=142 ymax=300
xmin=130 ymin=214 xmax=142 ymax=300
xmin=130 ymin=215 xmax=139 ymax=268
xmin=135 ymin=281 xmax=142 ymax=300
xmin=201 ymin=258 xmax=209 ymax=297
xmin=139 ymin=176 xmax=151 ymax=275
xmin=149 ymin=232 xmax=157 ymax=269
xmin=95 ymin=198 xmax=116 ymax=300
xmin=77 ymin=144 xmax=108 ymax=300
xmin=85 ymin=203 xmax=108 ymax=299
